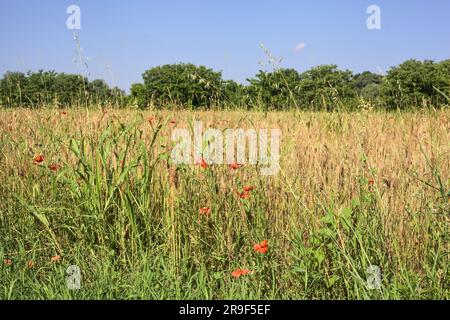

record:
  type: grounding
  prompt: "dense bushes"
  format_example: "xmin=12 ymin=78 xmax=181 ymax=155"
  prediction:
xmin=1 ymin=59 xmax=449 ymax=110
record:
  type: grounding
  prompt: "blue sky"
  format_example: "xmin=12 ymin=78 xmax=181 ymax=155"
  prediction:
xmin=1 ymin=0 xmax=449 ymax=91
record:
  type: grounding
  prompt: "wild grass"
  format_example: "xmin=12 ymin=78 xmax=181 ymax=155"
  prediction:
xmin=0 ymin=107 xmax=449 ymax=299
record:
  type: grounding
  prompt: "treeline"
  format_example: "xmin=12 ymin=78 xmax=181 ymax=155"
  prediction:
xmin=1 ymin=59 xmax=449 ymax=110
xmin=0 ymin=70 xmax=126 ymax=108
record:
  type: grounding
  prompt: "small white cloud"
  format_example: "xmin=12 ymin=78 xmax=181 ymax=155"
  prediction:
xmin=294 ymin=42 xmax=306 ymax=52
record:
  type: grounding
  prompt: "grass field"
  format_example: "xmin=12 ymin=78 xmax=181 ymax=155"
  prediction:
xmin=0 ymin=108 xmax=449 ymax=299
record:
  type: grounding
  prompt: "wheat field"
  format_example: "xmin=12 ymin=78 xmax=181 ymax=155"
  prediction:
xmin=0 ymin=108 xmax=448 ymax=299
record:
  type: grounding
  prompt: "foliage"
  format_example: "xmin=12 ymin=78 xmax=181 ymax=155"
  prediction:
xmin=222 ymin=80 xmax=247 ymax=108
xmin=0 ymin=70 xmax=125 ymax=108
xmin=353 ymin=71 xmax=383 ymax=91
xmin=1 ymin=59 xmax=450 ymax=110
xmin=296 ymin=65 xmax=354 ymax=110
xmin=246 ymin=69 xmax=302 ymax=109
xmin=353 ymin=71 xmax=383 ymax=99
xmin=381 ymin=59 xmax=450 ymax=109
xmin=135 ymin=63 xmax=224 ymax=108
xmin=130 ymin=83 xmax=150 ymax=110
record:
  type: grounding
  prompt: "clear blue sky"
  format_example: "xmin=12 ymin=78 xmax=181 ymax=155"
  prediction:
xmin=1 ymin=0 xmax=449 ymax=91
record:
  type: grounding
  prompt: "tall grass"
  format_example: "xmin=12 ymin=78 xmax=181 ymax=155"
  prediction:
xmin=0 ymin=108 xmax=448 ymax=299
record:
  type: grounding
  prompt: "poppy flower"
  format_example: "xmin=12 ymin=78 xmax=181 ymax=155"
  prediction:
xmin=169 ymin=119 xmax=177 ymax=125
xmin=195 ymin=158 xmax=208 ymax=169
xmin=229 ymin=162 xmax=241 ymax=170
xmin=239 ymin=191 xmax=250 ymax=199
xmin=33 ymin=155 xmax=44 ymax=164
xmin=199 ymin=207 xmax=211 ymax=217
xmin=48 ymin=163 xmax=59 ymax=172
xmin=243 ymin=186 xmax=255 ymax=192
xmin=368 ymin=179 xmax=375 ymax=186
xmin=231 ymin=268 xmax=251 ymax=278
xmin=148 ymin=116 xmax=156 ymax=124
xmin=60 ymin=111 xmax=67 ymax=116
xmin=4 ymin=259 xmax=12 ymax=266
xmin=253 ymin=240 xmax=269 ymax=254
xmin=27 ymin=260 xmax=34 ymax=269
xmin=51 ymin=255 xmax=61 ymax=263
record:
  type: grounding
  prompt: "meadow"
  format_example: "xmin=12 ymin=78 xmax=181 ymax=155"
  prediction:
xmin=0 ymin=107 xmax=448 ymax=299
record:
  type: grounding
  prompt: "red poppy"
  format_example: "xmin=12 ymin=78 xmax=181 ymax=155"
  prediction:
xmin=51 ymin=255 xmax=61 ymax=263
xmin=256 ymin=246 xmax=268 ymax=254
xmin=199 ymin=207 xmax=211 ymax=217
xmin=169 ymin=119 xmax=177 ymax=125
xmin=253 ymin=240 xmax=269 ymax=254
xmin=368 ymin=179 xmax=375 ymax=186
xmin=33 ymin=155 xmax=44 ymax=164
xmin=231 ymin=268 xmax=251 ymax=278
xmin=239 ymin=191 xmax=250 ymax=199
xmin=243 ymin=186 xmax=255 ymax=192
xmin=148 ymin=116 xmax=156 ymax=124
xmin=48 ymin=163 xmax=59 ymax=172
xmin=4 ymin=259 xmax=12 ymax=266
xmin=229 ymin=162 xmax=241 ymax=170
xmin=60 ymin=111 xmax=67 ymax=116
xmin=195 ymin=158 xmax=208 ymax=169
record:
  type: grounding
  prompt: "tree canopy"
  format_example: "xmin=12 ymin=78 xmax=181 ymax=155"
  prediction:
xmin=1 ymin=59 xmax=449 ymax=110
xmin=132 ymin=63 xmax=224 ymax=109
xmin=0 ymin=70 xmax=125 ymax=108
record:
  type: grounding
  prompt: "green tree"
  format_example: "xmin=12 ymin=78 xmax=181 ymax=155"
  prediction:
xmin=52 ymin=73 xmax=90 ymax=106
xmin=222 ymin=80 xmax=246 ymax=108
xmin=353 ymin=71 xmax=383 ymax=91
xmin=130 ymin=83 xmax=150 ymax=109
xmin=435 ymin=59 xmax=450 ymax=103
xmin=90 ymin=79 xmax=112 ymax=104
xmin=382 ymin=59 xmax=450 ymax=109
xmin=138 ymin=63 xmax=224 ymax=108
xmin=246 ymin=68 xmax=301 ymax=109
xmin=297 ymin=65 xmax=354 ymax=110
xmin=0 ymin=70 xmax=118 ymax=108
xmin=0 ymin=72 xmax=28 ymax=107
